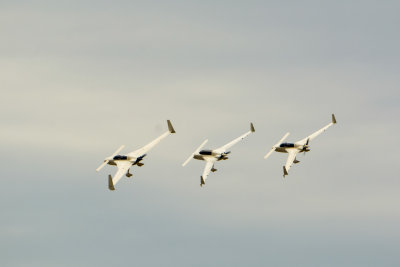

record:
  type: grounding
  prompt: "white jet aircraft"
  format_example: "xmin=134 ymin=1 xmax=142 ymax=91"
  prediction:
xmin=96 ymin=120 xmax=176 ymax=190
xmin=182 ymin=123 xmax=255 ymax=187
xmin=264 ymin=114 xmax=337 ymax=177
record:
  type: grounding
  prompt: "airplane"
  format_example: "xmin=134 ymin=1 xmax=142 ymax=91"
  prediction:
xmin=96 ymin=120 xmax=176 ymax=190
xmin=264 ymin=114 xmax=337 ymax=177
xmin=182 ymin=123 xmax=255 ymax=187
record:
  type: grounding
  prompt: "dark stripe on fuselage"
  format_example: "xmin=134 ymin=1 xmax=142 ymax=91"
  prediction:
xmin=279 ymin=143 xmax=295 ymax=148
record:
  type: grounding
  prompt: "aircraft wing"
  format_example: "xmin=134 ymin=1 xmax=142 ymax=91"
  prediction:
xmin=201 ymin=158 xmax=217 ymax=184
xmin=284 ymin=149 xmax=298 ymax=174
xmin=215 ymin=123 xmax=255 ymax=153
xmin=128 ymin=131 xmax=170 ymax=158
xmin=296 ymin=114 xmax=336 ymax=146
xmin=110 ymin=161 xmax=133 ymax=188
xmin=128 ymin=120 xmax=175 ymax=158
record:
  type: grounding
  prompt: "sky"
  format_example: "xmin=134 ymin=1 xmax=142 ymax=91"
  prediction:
xmin=1 ymin=1 xmax=399 ymax=266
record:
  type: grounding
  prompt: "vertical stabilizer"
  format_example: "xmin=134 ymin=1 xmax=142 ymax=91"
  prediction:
xmin=200 ymin=176 xmax=205 ymax=187
xmin=108 ymin=175 xmax=115 ymax=191
xmin=332 ymin=114 xmax=337 ymax=124
xmin=283 ymin=166 xmax=288 ymax=177
xmin=167 ymin=120 xmax=176 ymax=133
xmin=250 ymin=123 xmax=255 ymax=132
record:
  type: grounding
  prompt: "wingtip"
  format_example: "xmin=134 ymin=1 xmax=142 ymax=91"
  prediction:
xmin=283 ymin=166 xmax=288 ymax=177
xmin=167 ymin=120 xmax=176 ymax=133
xmin=200 ymin=176 xmax=205 ymax=187
xmin=250 ymin=123 xmax=255 ymax=132
xmin=332 ymin=114 xmax=337 ymax=124
xmin=108 ymin=175 xmax=115 ymax=191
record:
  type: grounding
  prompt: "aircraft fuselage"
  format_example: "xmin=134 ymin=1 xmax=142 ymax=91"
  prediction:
xmin=193 ymin=150 xmax=230 ymax=161
xmin=106 ymin=154 xmax=147 ymax=166
xmin=275 ymin=143 xmax=310 ymax=153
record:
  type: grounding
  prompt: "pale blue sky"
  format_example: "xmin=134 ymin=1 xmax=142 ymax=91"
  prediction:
xmin=1 ymin=1 xmax=399 ymax=266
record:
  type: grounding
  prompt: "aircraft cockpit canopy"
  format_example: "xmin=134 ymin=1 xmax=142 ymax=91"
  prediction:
xmin=199 ymin=150 xmax=213 ymax=155
xmin=113 ymin=155 xmax=128 ymax=160
xmin=279 ymin=143 xmax=295 ymax=148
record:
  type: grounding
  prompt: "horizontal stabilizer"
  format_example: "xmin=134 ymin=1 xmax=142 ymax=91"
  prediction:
xmin=108 ymin=175 xmax=115 ymax=191
xmin=264 ymin=132 xmax=290 ymax=159
xmin=167 ymin=120 xmax=176 ymax=133
xmin=250 ymin=123 xmax=255 ymax=132
xmin=96 ymin=145 xmax=125 ymax=172
xmin=332 ymin=114 xmax=337 ymax=124
xmin=96 ymin=160 xmax=109 ymax=172
xmin=182 ymin=139 xmax=208 ymax=167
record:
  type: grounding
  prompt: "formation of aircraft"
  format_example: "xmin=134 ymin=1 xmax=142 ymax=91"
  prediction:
xmin=97 ymin=115 xmax=337 ymax=190
xmin=182 ymin=123 xmax=255 ymax=186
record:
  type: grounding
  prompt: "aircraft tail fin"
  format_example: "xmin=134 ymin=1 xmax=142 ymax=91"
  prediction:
xmin=108 ymin=175 xmax=115 ymax=191
xmin=167 ymin=120 xmax=176 ymax=133
xmin=283 ymin=166 xmax=288 ymax=177
xmin=200 ymin=176 xmax=205 ymax=187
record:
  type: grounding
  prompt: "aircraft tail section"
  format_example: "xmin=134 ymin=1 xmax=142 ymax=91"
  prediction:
xmin=250 ymin=123 xmax=255 ymax=132
xmin=167 ymin=120 xmax=176 ymax=133
xmin=283 ymin=166 xmax=288 ymax=177
xmin=108 ymin=175 xmax=115 ymax=191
